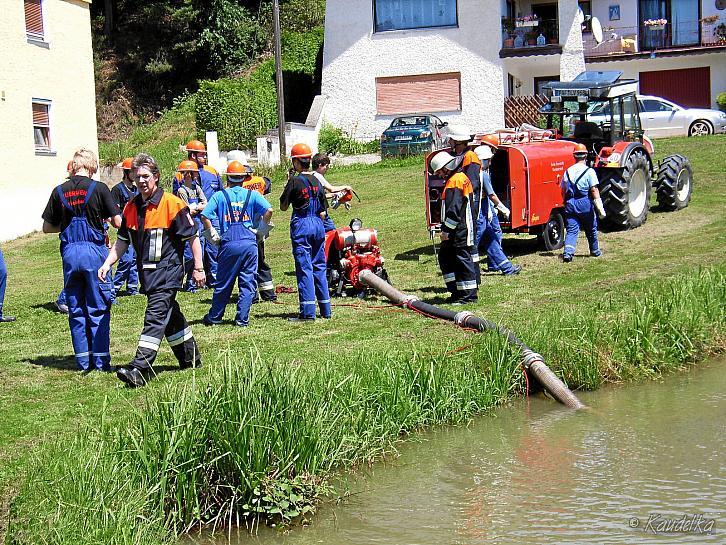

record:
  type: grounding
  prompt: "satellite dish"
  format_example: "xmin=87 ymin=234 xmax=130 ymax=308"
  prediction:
xmin=717 ymin=0 xmax=726 ymax=11
xmin=576 ymin=7 xmax=585 ymax=24
xmin=591 ymin=16 xmax=604 ymax=43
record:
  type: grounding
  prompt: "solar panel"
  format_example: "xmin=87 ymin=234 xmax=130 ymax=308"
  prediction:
xmin=574 ymin=71 xmax=623 ymax=84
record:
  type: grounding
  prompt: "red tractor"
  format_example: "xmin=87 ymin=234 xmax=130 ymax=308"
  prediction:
xmin=424 ymin=71 xmax=693 ymax=250
xmin=324 ymin=219 xmax=388 ymax=297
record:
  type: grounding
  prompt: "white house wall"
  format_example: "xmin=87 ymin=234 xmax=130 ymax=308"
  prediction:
xmin=321 ymin=0 xmax=506 ymax=139
xmin=0 ymin=0 xmax=98 ymax=242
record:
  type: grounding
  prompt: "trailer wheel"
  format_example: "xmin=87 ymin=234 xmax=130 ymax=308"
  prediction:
xmin=599 ymin=152 xmax=651 ymax=230
xmin=538 ymin=209 xmax=565 ymax=251
xmin=655 ymin=154 xmax=692 ymax=211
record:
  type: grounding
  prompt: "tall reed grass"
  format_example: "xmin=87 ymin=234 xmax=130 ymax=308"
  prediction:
xmin=8 ymin=268 xmax=724 ymax=545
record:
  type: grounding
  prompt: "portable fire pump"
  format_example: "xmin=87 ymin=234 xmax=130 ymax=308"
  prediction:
xmin=424 ymin=70 xmax=693 ymax=251
xmin=325 ymin=218 xmax=389 ymax=297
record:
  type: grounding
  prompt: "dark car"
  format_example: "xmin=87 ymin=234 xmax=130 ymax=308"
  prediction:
xmin=380 ymin=115 xmax=448 ymax=157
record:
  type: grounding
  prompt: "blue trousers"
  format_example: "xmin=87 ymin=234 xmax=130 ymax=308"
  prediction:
xmin=478 ymin=216 xmax=515 ymax=275
xmin=204 ymin=222 xmax=219 ymax=288
xmin=207 ymin=240 xmax=258 ymax=326
xmin=56 ymin=289 xmax=67 ymax=308
xmin=322 ymin=214 xmax=336 ymax=233
xmin=291 ymin=216 xmax=331 ymax=319
xmin=62 ymin=243 xmax=113 ymax=370
xmin=563 ymin=209 xmax=600 ymax=259
xmin=113 ymin=244 xmax=138 ymax=294
xmin=0 ymin=246 xmax=6 ymax=317
xmin=483 ymin=212 xmax=504 ymax=271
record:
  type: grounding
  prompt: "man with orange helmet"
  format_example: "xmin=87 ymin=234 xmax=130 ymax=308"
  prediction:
xmin=280 ymin=142 xmax=331 ymax=321
xmin=110 ymin=157 xmax=139 ymax=297
xmin=311 ymin=153 xmax=353 ymax=232
xmin=562 ymin=143 xmax=605 ymax=262
xmin=176 ymin=160 xmax=208 ymax=291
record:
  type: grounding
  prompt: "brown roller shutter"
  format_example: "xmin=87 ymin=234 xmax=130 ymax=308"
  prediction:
xmin=24 ymin=0 xmax=44 ymax=37
xmin=376 ymin=72 xmax=461 ymax=115
xmin=639 ymin=67 xmax=710 ymax=109
xmin=32 ymin=102 xmax=50 ymax=126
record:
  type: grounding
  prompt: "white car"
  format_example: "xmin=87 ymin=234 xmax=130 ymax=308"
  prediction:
xmin=589 ymin=95 xmax=726 ymax=138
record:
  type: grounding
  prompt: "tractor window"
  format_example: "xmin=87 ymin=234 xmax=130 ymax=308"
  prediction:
xmin=611 ymin=99 xmax=623 ymax=139
xmin=622 ymin=94 xmax=641 ymax=138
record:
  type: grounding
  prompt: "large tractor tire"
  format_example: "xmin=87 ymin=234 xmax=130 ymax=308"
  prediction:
xmin=599 ymin=152 xmax=651 ymax=230
xmin=655 ymin=154 xmax=693 ymax=211
xmin=538 ymin=209 xmax=565 ymax=251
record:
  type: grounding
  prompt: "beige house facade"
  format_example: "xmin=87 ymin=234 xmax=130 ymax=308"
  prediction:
xmin=1 ymin=0 xmax=98 ymax=241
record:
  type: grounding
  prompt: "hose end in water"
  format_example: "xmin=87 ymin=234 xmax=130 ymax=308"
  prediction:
xmin=521 ymin=349 xmax=544 ymax=370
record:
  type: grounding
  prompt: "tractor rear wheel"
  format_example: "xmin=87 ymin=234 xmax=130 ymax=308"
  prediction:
xmin=538 ymin=209 xmax=565 ymax=251
xmin=655 ymin=154 xmax=693 ymax=211
xmin=599 ymin=152 xmax=651 ymax=230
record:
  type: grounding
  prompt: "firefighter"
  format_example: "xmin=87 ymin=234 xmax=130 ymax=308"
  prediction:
xmin=473 ymin=144 xmax=521 ymax=276
xmin=0 ymin=245 xmax=16 ymax=322
xmin=279 ymin=143 xmax=331 ymax=321
xmin=311 ymin=153 xmax=352 ymax=232
xmin=562 ymin=143 xmax=605 ymax=262
xmin=111 ymin=157 xmax=139 ymax=296
xmin=173 ymin=140 xmax=222 ymax=288
xmin=99 ymin=153 xmax=204 ymax=387
xmin=430 ymin=151 xmax=478 ymax=304
xmin=42 ymin=148 xmax=121 ymax=371
xmin=175 ymin=160 xmax=207 ymax=292
xmin=200 ymin=160 xmax=273 ymax=327
xmin=231 ymin=154 xmax=277 ymax=302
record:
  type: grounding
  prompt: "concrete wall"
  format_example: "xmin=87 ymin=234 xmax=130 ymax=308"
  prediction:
xmin=321 ymin=0 xmax=506 ymax=139
xmin=0 ymin=0 xmax=97 ymax=242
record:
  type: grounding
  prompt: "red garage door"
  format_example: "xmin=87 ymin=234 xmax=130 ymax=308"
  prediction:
xmin=639 ymin=67 xmax=710 ymax=108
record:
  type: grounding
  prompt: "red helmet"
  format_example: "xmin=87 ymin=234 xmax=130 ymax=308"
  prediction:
xmin=177 ymin=160 xmax=199 ymax=172
xmin=573 ymin=143 xmax=588 ymax=156
xmin=480 ymin=134 xmax=500 ymax=148
xmin=185 ymin=140 xmax=206 ymax=153
xmin=121 ymin=157 xmax=134 ymax=170
xmin=226 ymin=160 xmax=252 ymax=176
xmin=290 ymin=142 xmax=313 ymax=159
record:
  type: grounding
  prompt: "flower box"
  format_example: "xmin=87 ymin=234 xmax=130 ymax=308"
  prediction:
xmin=646 ymin=24 xmax=665 ymax=31
xmin=516 ymin=20 xmax=539 ymax=28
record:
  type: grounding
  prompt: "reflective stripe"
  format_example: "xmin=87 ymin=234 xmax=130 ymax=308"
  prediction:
xmin=142 ymin=263 xmax=157 ymax=270
xmin=117 ymin=233 xmax=129 ymax=241
xmin=167 ymin=329 xmax=193 ymax=347
xmin=148 ymin=228 xmax=163 ymax=262
xmin=75 ymin=351 xmax=91 ymax=357
xmin=301 ymin=300 xmax=316 ymax=305
xmin=457 ymin=281 xmax=478 ymax=290
xmin=139 ymin=335 xmax=161 ymax=347
xmin=443 ymin=273 xmax=456 ymax=282
xmin=497 ymin=259 xmax=510 ymax=267
xmin=443 ymin=218 xmax=458 ymax=230
xmin=471 ymin=252 xmax=480 ymax=263
xmin=564 ymin=244 xmax=576 ymax=251
xmin=464 ymin=201 xmax=473 ymax=247
xmin=93 ymin=352 xmax=110 ymax=357
xmin=318 ymin=299 xmax=331 ymax=304
xmin=167 ymin=326 xmax=192 ymax=343
xmin=259 ymin=281 xmax=274 ymax=290
xmin=138 ymin=340 xmax=160 ymax=351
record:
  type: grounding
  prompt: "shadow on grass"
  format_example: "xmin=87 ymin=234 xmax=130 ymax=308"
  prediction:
xmin=394 ymin=244 xmax=435 ymax=261
xmin=30 ymin=302 xmax=65 ymax=313
xmin=24 ymin=355 xmax=78 ymax=370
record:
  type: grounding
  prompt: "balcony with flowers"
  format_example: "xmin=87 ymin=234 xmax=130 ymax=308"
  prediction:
xmin=500 ymin=14 xmax=561 ymax=57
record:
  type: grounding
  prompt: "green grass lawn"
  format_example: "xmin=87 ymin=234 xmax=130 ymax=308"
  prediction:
xmin=1 ymin=135 xmax=725 ymax=541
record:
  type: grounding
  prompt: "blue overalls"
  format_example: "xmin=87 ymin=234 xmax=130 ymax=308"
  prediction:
xmin=57 ymin=182 xmax=113 ymax=370
xmin=476 ymin=182 xmax=516 ymax=275
xmin=182 ymin=183 xmax=204 ymax=291
xmin=199 ymin=168 xmax=221 ymax=287
xmin=291 ymin=177 xmax=331 ymax=319
xmin=206 ymin=188 xmax=259 ymax=326
xmin=563 ymin=168 xmax=601 ymax=260
xmin=112 ymin=183 xmax=139 ymax=295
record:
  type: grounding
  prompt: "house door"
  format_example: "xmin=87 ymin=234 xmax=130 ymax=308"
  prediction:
xmin=640 ymin=67 xmax=711 ymax=108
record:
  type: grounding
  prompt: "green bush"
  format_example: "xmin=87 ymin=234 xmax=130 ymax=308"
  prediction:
xmin=717 ymin=92 xmax=726 ymax=112
xmin=318 ymin=124 xmax=380 ymax=156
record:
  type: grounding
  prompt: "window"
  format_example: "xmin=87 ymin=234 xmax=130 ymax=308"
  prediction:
xmin=641 ymin=99 xmax=674 ymax=112
xmin=32 ymin=100 xmax=52 ymax=151
xmin=374 ymin=0 xmax=457 ymax=33
xmin=24 ymin=0 xmax=45 ymax=41
xmin=639 ymin=0 xmax=700 ymax=49
xmin=376 ymin=72 xmax=461 ymax=115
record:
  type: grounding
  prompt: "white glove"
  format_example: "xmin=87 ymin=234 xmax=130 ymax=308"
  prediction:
xmin=593 ymin=198 xmax=606 ymax=219
xmin=496 ymin=202 xmax=510 ymax=219
xmin=188 ymin=203 xmax=198 ymax=213
xmin=201 ymin=226 xmax=221 ymax=246
xmin=254 ymin=221 xmax=274 ymax=240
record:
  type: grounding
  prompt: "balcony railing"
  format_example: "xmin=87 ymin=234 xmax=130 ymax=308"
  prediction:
xmin=583 ymin=19 xmax=726 ymax=58
xmin=501 ymin=18 xmax=559 ymax=50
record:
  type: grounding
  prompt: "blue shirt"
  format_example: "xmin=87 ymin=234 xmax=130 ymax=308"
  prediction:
xmin=202 ymin=186 xmax=271 ymax=234
xmin=565 ymin=162 xmax=599 ymax=193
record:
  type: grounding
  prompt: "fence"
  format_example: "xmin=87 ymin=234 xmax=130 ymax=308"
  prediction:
xmin=504 ymin=95 xmax=548 ymax=128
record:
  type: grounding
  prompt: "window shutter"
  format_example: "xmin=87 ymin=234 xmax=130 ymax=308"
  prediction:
xmin=24 ymin=0 xmax=44 ymax=37
xmin=376 ymin=73 xmax=461 ymax=115
xmin=33 ymin=102 xmax=50 ymax=126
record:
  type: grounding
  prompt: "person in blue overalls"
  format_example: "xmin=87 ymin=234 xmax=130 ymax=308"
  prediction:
xmin=0 ymin=245 xmax=16 ymax=322
xmin=111 ymin=157 xmax=139 ymax=297
xmin=200 ymin=166 xmax=272 ymax=327
xmin=175 ymin=160 xmax=208 ymax=292
xmin=279 ymin=143 xmax=332 ymax=322
xmin=42 ymin=148 xmax=121 ymax=371
xmin=562 ymin=143 xmax=606 ymax=262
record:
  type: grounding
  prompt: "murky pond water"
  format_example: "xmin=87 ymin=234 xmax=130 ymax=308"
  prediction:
xmin=196 ymin=360 xmax=725 ymax=544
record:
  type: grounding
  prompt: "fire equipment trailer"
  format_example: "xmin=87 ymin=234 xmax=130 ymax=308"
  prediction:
xmin=424 ymin=71 xmax=693 ymax=250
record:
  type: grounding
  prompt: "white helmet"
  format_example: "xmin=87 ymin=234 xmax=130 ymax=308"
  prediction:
xmin=227 ymin=149 xmax=250 ymax=164
xmin=447 ymin=124 xmax=473 ymax=143
xmin=430 ymin=151 xmax=458 ymax=174
xmin=473 ymin=145 xmax=493 ymax=161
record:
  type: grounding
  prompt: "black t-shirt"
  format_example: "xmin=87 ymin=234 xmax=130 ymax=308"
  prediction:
xmin=42 ymin=176 xmax=120 ymax=232
xmin=279 ymin=173 xmax=328 ymax=213
xmin=110 ymin=181 xmax=137 ymax=211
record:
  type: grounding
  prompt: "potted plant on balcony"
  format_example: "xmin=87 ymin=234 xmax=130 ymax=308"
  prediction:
xmin=643 ymin=18 xmax=667 ymax=31
xmin=502 ymin=17 xmax=515 ymax=47
xmin=525 ymin=29 xmax=539 ymax=46
xmin=716 ymin=23 xmax=726 ymax=45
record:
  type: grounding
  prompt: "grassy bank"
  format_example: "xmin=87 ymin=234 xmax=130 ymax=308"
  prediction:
xmin=2 ymin=135 xmax=725 ymax=543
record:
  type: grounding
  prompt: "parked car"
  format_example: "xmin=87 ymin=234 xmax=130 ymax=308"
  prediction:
xmin=587 ymin=95 xmax=726 ymax=138
xmin=380 ymin=115 xmax=449 ymax=157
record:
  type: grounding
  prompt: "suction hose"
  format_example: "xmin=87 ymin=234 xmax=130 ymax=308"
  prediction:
xmin=359 ymin=270 xmax=586 ymax=410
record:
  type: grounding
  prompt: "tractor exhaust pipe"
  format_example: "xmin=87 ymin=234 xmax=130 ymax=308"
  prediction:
xmin=359 ymin=270 xmax=586 ymax=410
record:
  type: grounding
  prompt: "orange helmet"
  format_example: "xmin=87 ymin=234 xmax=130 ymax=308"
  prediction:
xmin=573 ymin=143 xmax=588 ymax=156
xmin=226 ymin=160 xmax=252 ymax=177
xmin=480 ymin=134 xmax=500 ymax=148
xmin=121 ymin=157 xmax=134 ymax=170
xmin=177 ymin=160 xmax=199 ymax=172
xmin=185 ymin=140 xmax=206 ymax=153
xmin=290 ymin=142 xmax=313 ymax=159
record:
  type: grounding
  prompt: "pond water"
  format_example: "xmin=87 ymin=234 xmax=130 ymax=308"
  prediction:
xmin=197 ymin=359 xmax=725 ymax=544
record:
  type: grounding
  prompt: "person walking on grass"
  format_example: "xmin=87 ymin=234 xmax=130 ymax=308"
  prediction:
xmin=562 ymin=143 xmax=606 ymax=263
xmin=280 ymin=143 xmax=331 ymax=321
xmin=0 ymin=245 xmax=16 ymax=322
xmin=311 ymin=153 xmax=353 ymax=233
xmin=175 ymin=160 xmax=207 ymax=292
xmin=111 ymin=157 xmax=139 ymax=297
xmin=99 ymin=153 xmax=204 ymax=388
xmin=42 ymin=148 xmax=121 ymax=371
xmin=200 ymin=160 xmax=273 ymax=327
